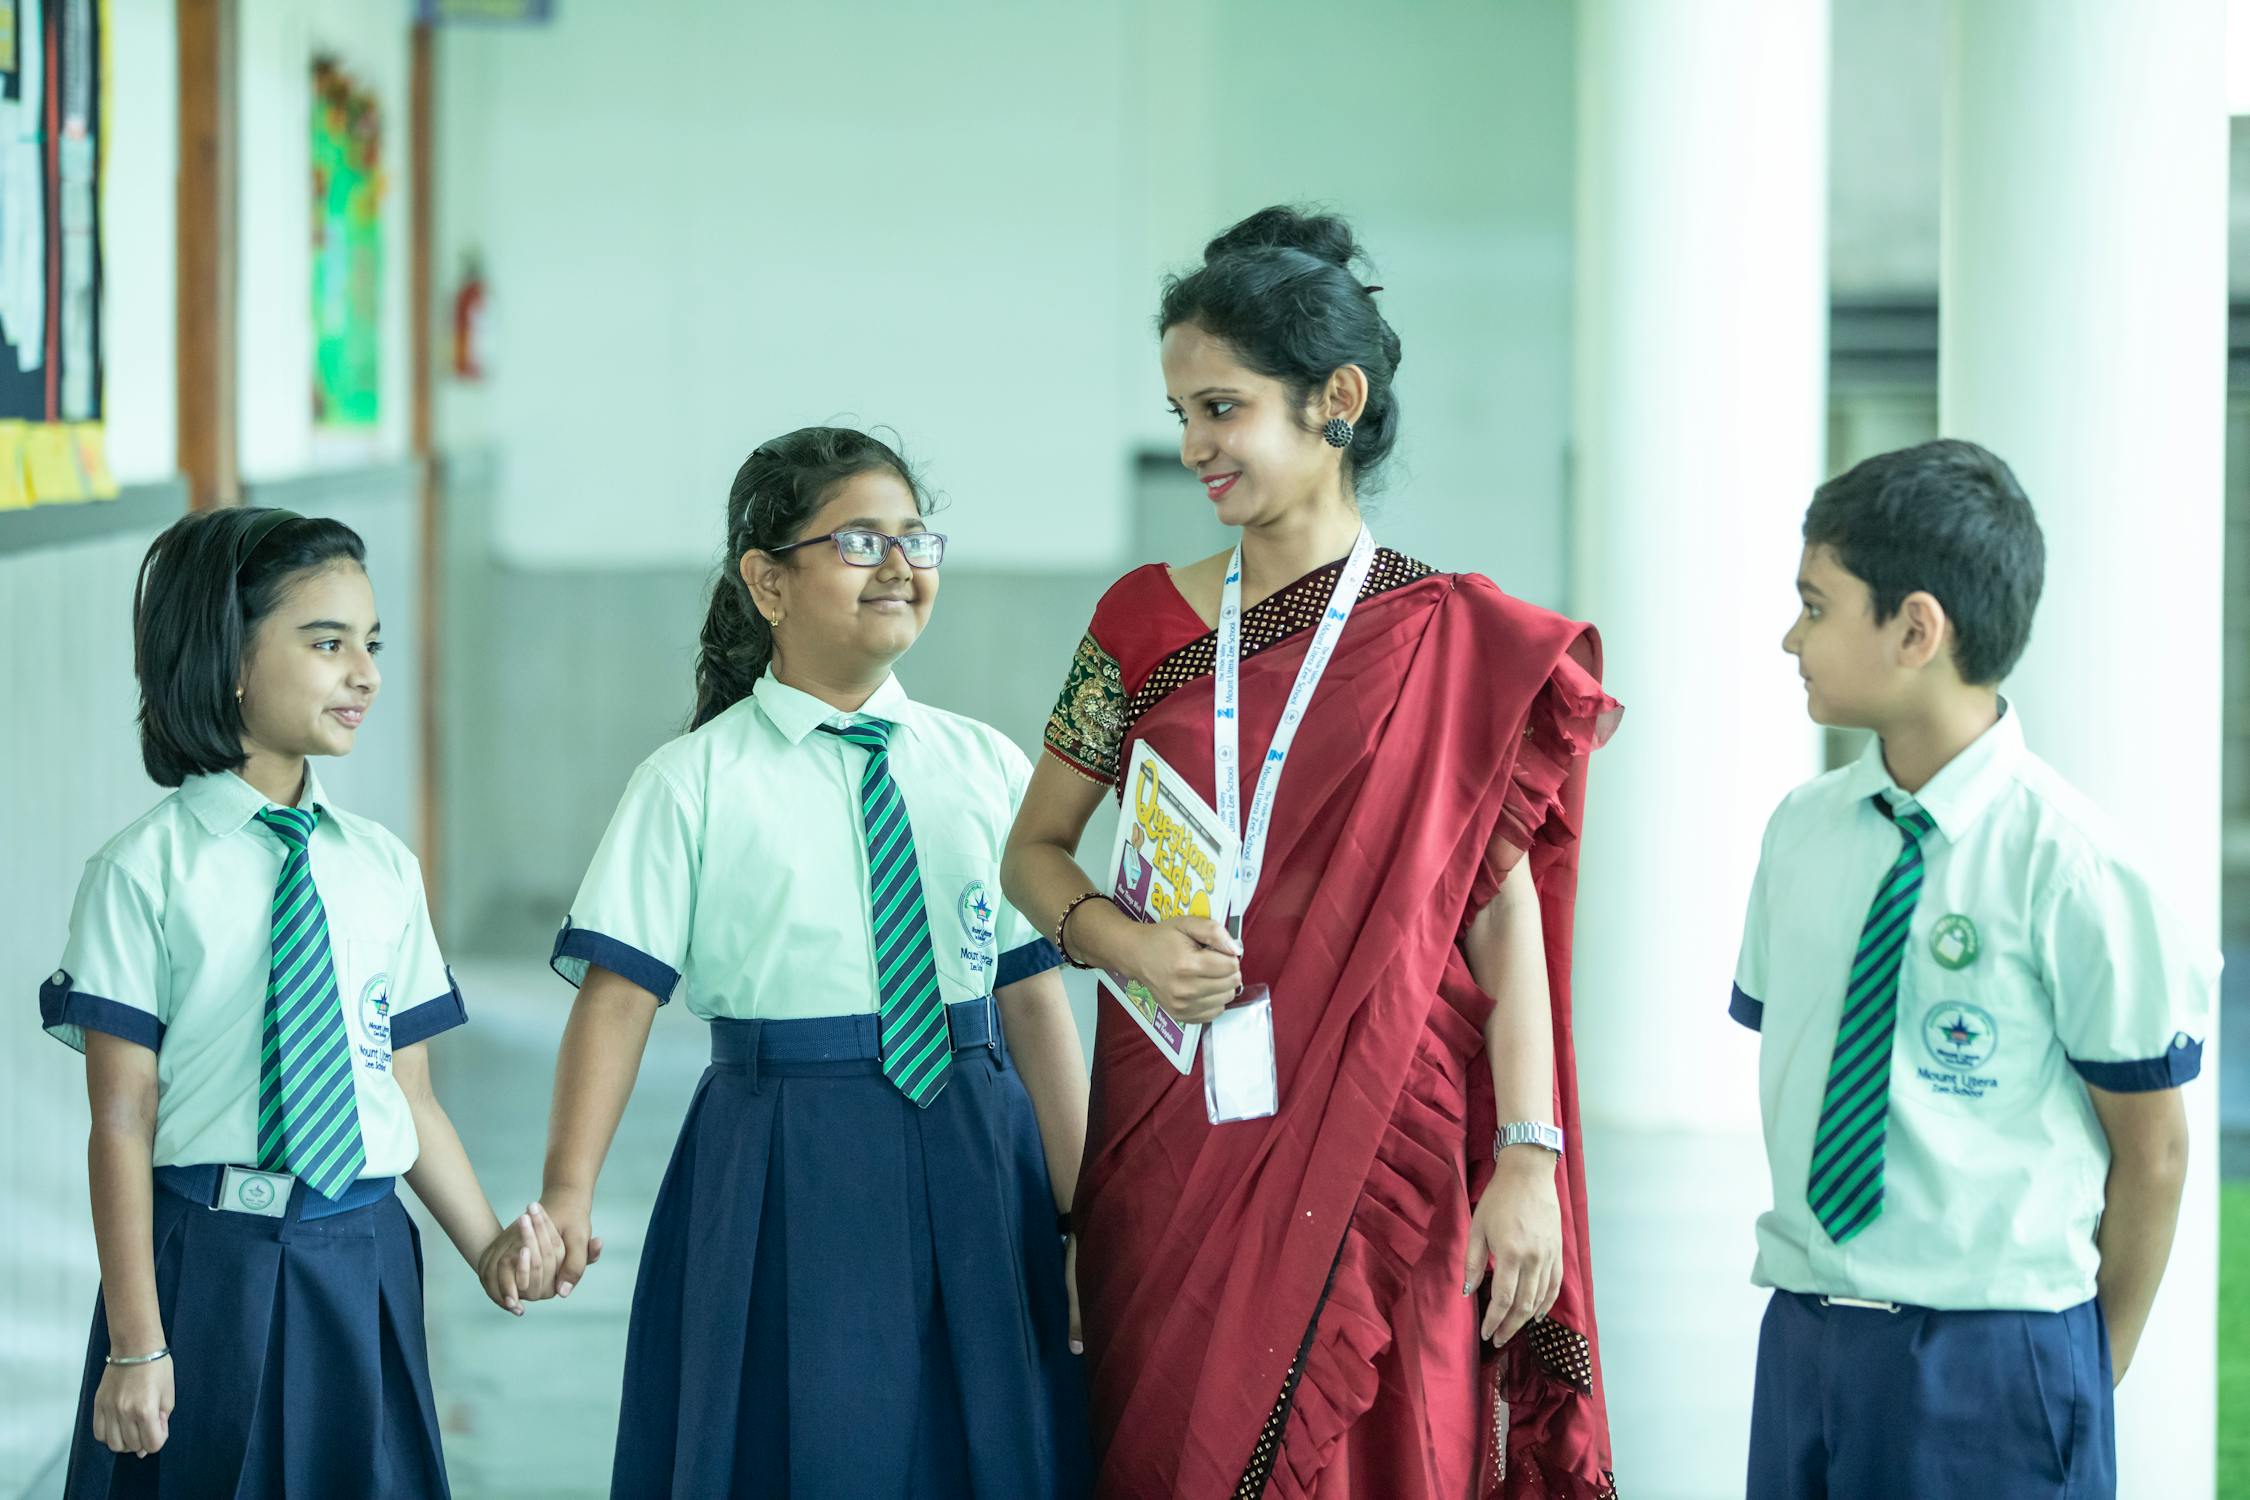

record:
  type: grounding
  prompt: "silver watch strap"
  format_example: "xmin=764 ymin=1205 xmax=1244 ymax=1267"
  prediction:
xmin=1495 ymin=1120 xmax=1566 ymax=1159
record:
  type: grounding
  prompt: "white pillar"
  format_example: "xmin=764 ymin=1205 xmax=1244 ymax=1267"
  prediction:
xmin=1941 ymin=2 xmax=2228 ymax=1493
xmin=1571 ymin=0 xmax=1829 ymax=1135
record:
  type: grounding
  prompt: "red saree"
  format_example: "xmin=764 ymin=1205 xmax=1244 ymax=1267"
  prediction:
xmin=1043 ymin=552 xmax=1620 ymax=1500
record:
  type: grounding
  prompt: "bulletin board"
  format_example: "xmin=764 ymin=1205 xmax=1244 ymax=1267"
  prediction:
xmin=312 ymin=54 xmax=384 ymax=431
xmin=0 ymin=0 xmax=114 ymax=509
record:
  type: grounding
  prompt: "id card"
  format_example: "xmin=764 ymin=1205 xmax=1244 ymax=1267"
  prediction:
xmin=1204 ymin=986 xmax=1278 ymax=1124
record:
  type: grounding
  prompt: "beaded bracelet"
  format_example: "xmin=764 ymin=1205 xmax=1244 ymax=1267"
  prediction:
xmin=1055 ymin=891 xmax=1112 ymax=970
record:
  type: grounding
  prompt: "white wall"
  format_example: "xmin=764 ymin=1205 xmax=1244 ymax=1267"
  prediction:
xmin=105 ymin=0 xmax=179 ymax=484
xmin=1197 ymin=0 xmax=1579 ymax=600
xmin=237 ymin=0 xmax=414 ymax=478
xmin=434 ymin=0 xmax=1580 ymax=604
xmin=440 ymin=1 xmax=1137 ymax=572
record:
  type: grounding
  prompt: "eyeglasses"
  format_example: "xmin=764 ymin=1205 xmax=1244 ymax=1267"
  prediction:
xmin=769 ymin=528 xmax=947 ymax=570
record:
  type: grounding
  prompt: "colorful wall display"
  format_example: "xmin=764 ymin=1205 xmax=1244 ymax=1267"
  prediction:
xmin=312 ymin=54 xmax=384 ymax=431
xmin=0 ymin=0 xmax=112 ymax=509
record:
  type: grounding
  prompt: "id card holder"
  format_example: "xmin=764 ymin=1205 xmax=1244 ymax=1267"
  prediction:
xmin=218 ymin=1166 xmax=292 ymax=1218
xmin=1204 ymin=985 xmax=1278 ymax=1124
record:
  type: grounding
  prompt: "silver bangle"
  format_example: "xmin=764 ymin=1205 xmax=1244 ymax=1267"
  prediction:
xmin=104 ymin=1346 xmax=170 ymax=1367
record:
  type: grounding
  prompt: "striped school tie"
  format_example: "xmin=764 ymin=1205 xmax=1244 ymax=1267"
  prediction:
xmin=1806 ymin=796 xmax=1937 ymax=1243
xmin=819 ymin=720 xmax=951 ymax=1106
xmin=253 ymin=806 xmax=366 ymax=1201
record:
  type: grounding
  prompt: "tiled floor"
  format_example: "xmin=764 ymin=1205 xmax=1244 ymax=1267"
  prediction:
xmin=416 ymin=959 xmax=1775 ymax=1500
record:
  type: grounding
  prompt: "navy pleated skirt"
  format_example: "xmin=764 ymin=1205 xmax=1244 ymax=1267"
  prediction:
xmin=64 ymin=1168 xmax=449 ymax=1500
xmin=613 ymin=1000 xmax=1093 ymax=1499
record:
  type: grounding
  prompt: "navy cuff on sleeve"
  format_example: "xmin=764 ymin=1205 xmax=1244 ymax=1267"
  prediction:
xmin=550 ymin=919 xmax=681 ymax=1004
xmin=2069 ymin=1036 xmax=2203 ymax=1092
xmin=1729 ymin=983 xmax=1764 ymax=1032
xmin=997 ymin=938 xmax=1065 ymax=989
xmin=390 ymin=967 xmax=470 ymax=1047
xmin=40 ymin=971 xmax=164 ymax=1053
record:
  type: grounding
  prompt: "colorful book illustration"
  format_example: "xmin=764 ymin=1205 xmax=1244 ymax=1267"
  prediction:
xmin=1097 ymin=739 xmax=1239 ymax=1074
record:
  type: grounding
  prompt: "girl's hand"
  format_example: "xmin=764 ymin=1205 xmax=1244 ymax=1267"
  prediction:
xmin=92 ymin=1357 xmax=173 ymax=1458
xmin=475 ymin=1210 xmax=545 ymax=1315
xmin=1464 ymin=1147 xmax=1563 ymax=1348
xmin=1127 ymin=917 xmax=1241 ymax=1025
xmin=542 ymin=1187 xmax=605 ymax=1300
xmin=509 ymin=1202 xmax=567 ymax=1301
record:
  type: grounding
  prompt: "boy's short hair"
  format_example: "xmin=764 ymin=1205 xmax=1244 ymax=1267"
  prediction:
xmin=1803 ymin=438 xmax=2045 ymax=685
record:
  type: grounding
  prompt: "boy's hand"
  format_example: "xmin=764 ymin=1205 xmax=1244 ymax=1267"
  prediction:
xmin=92 ymin=1357 xmax=173 ymax=1458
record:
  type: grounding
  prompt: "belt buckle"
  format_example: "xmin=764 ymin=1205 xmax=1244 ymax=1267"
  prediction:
xmin=216 ymin=1165 xmax=292 ymax=1218
xmin=1819 ymin=1295 xmax=1901 ymax=1313
xmin=981 ymin=993 xmax=999 ymax=1052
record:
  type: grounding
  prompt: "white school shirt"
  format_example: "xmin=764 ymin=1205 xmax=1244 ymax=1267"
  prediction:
xmin=42 ymin=765 xmax=465 ymax=1178
xmin=553 ymin=670 xmax=1059 ymax=1020
xmin=1730 ymin=706 xmax=2216 ymax=1311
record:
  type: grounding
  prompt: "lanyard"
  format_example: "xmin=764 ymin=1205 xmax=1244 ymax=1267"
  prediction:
xmin=1214 ymin=525 xmax=1377 ymax=927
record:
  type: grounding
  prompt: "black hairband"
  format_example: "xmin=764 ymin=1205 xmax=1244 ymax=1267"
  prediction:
xmin=231 ymin=507 xmax=303 ymax=574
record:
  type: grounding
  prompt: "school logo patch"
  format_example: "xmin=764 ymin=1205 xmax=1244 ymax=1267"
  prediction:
xmin=1930 ymin=914 xmax=1980 ymax=971
xmin=1921 ymin=1002 xmax=1998 ymax=1073
xmin=958 ymin=881 xmax=997 ymax=978
xmin=959 ymin=882 xmax=997 ymax=947
xmin=358 ymin=972 xmax=393 ymax=1047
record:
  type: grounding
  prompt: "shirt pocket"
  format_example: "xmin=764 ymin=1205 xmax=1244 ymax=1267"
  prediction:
xmin=923 ymin=861 xmax=1005 ymax=998
xmin=327 ymin=931 xmax=398 ymax=1075
xmin=1900 ymin=945 xmax=2051 ymax=1122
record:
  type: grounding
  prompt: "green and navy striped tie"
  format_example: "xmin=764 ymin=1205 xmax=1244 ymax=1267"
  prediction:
xmin=254 ymin=805 xmax=365 ymax=1200
xmin=1807 ymin=796 xmax=1937 ymax=1243
xmin=820 ymin=720 xmax=951 ymax=1106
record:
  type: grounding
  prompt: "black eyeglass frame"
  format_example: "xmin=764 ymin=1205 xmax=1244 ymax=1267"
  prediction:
xmin=767 ymin=528 xmax=948 ymax=569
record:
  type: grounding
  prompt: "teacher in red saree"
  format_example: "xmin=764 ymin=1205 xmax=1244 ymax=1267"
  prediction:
xmin=1002 ymin=205 xmax=1622 ymax=1500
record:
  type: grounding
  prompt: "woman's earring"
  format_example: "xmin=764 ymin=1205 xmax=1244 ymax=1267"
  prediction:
xmin=1323 ymin=417 xmax=1355 ymax=449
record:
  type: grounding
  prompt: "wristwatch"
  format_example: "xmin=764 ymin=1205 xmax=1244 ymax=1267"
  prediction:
xmin=1495 ymin=1121 xmax=1565 ymax=1160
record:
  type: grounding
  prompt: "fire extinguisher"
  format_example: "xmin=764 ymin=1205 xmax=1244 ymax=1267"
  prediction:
xmin=451 ymin=251 xmax=488 ymax=381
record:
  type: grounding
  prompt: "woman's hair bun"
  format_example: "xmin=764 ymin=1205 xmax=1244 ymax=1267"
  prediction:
xmin=1202 ymin=204 xmax=1361 ymax=273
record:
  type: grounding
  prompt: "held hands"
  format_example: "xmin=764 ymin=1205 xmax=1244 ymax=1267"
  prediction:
xmin=91 ymin=1357 xmax=172 ymax=1458
xmin=1464 ymin=1147 xmax=1563 ymax=1349
xmin=1131 ymin=917 xmax=1242 ymax=1025
xmin=538 ymin=1187 xmax=606 ymax=1302
xmin=475 ymin=1202 xmax=565 ymax=1315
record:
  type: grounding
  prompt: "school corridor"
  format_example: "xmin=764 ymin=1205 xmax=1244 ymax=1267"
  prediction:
xmin=5 ymin=1 xmax=2249 ymax=1497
